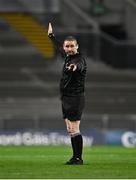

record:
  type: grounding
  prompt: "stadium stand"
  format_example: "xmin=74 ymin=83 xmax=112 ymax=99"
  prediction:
xmin=0 ymin=14 xmax=55 ymax=58
xmin=0 ymin=58 xmax=136 ymax=131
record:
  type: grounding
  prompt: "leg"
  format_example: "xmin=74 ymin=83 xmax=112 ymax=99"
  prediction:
xmin=62 ymin=96 xmax=85 ymax=165
xmin=65 ymin=119 xmax=83 ymax=165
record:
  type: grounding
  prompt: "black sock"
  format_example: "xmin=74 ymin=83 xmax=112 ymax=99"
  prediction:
xmin=71 ymin=136 xmax=76 ymax=158
xmin=71 ymin=134 xmax=83 ymax=160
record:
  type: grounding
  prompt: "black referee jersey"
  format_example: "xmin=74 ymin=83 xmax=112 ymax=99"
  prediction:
xmin=48 ymin=33 xmax=87 ymax=97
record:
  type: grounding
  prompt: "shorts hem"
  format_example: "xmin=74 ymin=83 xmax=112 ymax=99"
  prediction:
xmin=63 ymin=117 xmax=81 ymax=121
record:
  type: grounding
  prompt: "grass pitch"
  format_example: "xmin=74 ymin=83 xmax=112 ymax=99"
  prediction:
xmin=0 ymin=146 xmax=136 ymax=179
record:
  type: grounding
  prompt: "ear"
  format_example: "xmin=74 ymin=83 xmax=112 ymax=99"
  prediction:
xmin=76 ymin=44 xmax=79 ymax=49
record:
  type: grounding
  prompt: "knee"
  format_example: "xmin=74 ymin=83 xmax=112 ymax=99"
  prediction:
xmin=67 ymin=126 xmax=80 ymax=135
xmin=65 ymin=119 xmax=80 ymax=135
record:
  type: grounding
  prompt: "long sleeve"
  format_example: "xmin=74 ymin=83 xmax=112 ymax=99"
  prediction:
xmin=76 ymin=58 xmax=86 ymax=72
xmin=48 ymin=33 xmax=66 ymax=57
xmin=69 ymin=55 xmax=86 ymax=73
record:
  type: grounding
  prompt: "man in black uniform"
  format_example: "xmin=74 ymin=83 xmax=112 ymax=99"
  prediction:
xmin=48 ymin=23 xmax=87 ymax=165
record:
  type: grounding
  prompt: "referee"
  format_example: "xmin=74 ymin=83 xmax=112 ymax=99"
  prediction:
xmin=48 ymin=23 xmax=87 ymax=165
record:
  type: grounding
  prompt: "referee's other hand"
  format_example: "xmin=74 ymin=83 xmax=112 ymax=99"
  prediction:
xmin=67 ymin=64 xmax=77 ymax=72
xmin=48 ymin=22 xmax=53 ymax=35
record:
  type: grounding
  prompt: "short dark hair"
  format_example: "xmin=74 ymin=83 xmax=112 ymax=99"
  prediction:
xmin=64 ymin=36 xmax=78 ymax=44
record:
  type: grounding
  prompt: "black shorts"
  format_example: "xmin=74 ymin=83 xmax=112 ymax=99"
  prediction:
xmin=61 ymin=95 xmax=85 ymax=121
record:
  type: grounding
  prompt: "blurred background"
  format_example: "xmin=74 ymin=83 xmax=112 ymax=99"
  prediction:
xmin=0 ymin=0 xmax=136 ymax=147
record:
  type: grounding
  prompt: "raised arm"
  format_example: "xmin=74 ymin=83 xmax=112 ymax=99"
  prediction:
xmin=48 ymin=22 xmax=65 ymax=57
